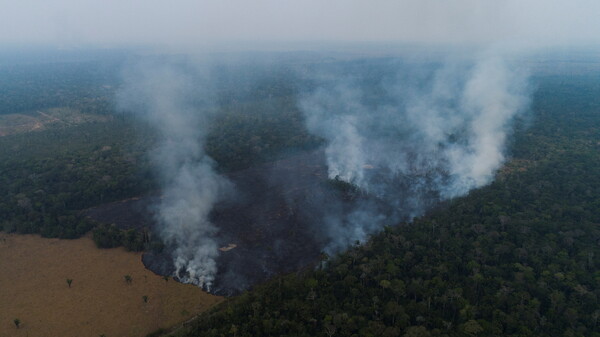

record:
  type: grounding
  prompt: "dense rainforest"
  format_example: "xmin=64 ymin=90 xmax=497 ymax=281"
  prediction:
xmin=165 ymin=74 xmax=600 ymax=336
xmin=0 ymin=54 xmax=599 ymax=336
xmin=0 ymin=57 xmax=318 ymax=248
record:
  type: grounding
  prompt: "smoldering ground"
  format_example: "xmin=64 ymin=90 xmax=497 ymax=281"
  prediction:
xmin=298 ymin=51 xmax=530 ymax=252
xmin=112 ymin=49 xmax=530 ymax=295
xmin=117 ymin=58 xmax=233 ymax=291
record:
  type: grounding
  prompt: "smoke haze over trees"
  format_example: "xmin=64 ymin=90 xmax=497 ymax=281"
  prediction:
xmin=108 ymin=48 xmax=532 ymax=289
xmin=0 ymin=0 xmax=599 ymax=335
xmin=170 ymin=66 xmax=600 ymax=337
xmin=298 ymin=52 xmax=530 ymax=252
xmin=117 ymin=60 xmax=234 ymax=290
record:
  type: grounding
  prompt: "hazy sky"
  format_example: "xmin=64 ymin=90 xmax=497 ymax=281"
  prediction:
xmin=1 ymin=0 xmax=599 ymax=49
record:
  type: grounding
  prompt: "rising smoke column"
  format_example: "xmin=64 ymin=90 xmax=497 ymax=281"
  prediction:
xmin=117 ymin=60 xmax=231 ymax=291
xmin=299 ymin=52 xmax=530 ymax=251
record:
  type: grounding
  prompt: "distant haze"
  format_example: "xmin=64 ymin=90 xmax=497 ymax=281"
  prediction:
xmin=2 ymin=1 xmax=600 ymax=49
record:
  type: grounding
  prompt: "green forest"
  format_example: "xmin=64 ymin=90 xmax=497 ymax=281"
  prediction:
xmin=1 ymin=57 xmax=599 ymax=337
xmin=0 ymin=60 xmax=318 ymax=249
xmin=165 ymin=75 xmax=600 ymax=336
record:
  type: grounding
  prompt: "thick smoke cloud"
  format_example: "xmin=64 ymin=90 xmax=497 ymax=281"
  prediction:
xmin=117 ymin=60 xmax=232 ymax=290
xmin=299 ymin=52 xmax=530 ymax=252
xmin=114 ymin=49 xmax=530 ymax=292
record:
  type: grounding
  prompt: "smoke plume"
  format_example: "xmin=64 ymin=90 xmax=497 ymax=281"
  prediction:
xmin=299 ymin=51 xmax=530 ymax=252
xmin=117 ymin=60 xmax=232 ymax=290
xmin=113 ymin=50 xmax=530 ymax=293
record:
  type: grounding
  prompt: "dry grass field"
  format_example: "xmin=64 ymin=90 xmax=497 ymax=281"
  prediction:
xmin=0 ymin=233 xmax=222 ymax=337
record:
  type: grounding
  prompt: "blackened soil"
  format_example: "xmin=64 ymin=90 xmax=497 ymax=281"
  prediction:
xmin=85 ymin=196 xmax=159 ymax=231
xmin=86 ymin=150 xmax=348 ymax=295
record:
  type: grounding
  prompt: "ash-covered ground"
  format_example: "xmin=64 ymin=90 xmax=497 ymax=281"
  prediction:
xmin=87 ymin=151 xmax=346 ymax=295
xmin=86 ymin=149 xmax=435 ymax=295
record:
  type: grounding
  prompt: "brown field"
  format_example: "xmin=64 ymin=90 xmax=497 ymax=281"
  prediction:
xmin=0 ymin=107 xmax=110 ymax=136
xmin=0 ymin=233 xmax=222 ymax=337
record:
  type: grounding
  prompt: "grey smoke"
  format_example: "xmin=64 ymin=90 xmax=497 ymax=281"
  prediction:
xmin=114 ymin=49 xmax=530 ymax=290
xmin=299 ymin=51 xmax=530 ymax=251
xmin=117 ymin=60 xmax=232 ymax=290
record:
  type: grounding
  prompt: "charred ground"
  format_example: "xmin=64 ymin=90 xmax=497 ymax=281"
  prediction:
xmin=87 ymin=150 xmax=400 ymax=295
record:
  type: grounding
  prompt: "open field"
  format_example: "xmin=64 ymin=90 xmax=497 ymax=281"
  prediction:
xmin=0 ymin=107 xmax=110 ymax=136
xmin=0 ymin=233 xmax=222 ymax=337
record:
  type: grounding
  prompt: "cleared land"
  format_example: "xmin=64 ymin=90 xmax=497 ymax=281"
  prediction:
xmin=0 ymin=233 xmax=222 ymax=337
xmin=0 ymin=107 xmax=109 ymax=136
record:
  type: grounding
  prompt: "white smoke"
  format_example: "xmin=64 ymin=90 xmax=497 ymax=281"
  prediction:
xmin=117 ymin=60 xmax=231 ymax=291
xmin=303 ymin=84 xmax=367 ymax=187
xmin=443 ymin=56 xmax=528 ymax=197
xmin=300 ymin=51 xmax=530 ymax=250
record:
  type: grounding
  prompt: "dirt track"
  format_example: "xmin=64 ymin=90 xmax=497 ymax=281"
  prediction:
xmin=0 ymin=233 xmax=222 ymax=337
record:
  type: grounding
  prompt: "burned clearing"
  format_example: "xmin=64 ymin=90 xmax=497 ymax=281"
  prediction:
xmin=87 ymin=150 xmax=335 ymax=295
xmin=86 ymin=149 xmax=440 ymax=295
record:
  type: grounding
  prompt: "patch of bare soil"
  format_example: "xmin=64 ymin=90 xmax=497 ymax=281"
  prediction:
xmin=0 ymin=233 xmax=222 ymax=337
xmin=0 ymin=107 xmax=110 ymax=136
